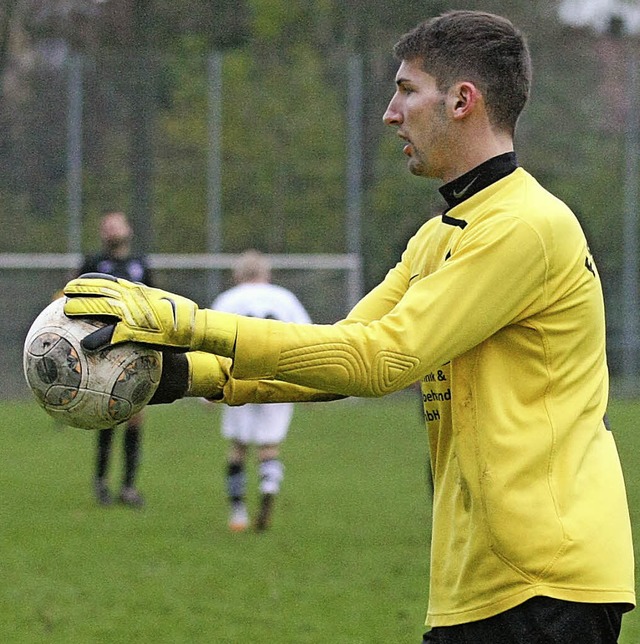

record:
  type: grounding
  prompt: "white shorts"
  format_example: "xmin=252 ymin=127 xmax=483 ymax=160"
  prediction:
xmin=221 ymin=403 xmax=294 ymax=446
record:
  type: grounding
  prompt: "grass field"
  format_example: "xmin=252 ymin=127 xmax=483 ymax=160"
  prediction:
xmin=0 ymin=394 xmax=638 ymax=643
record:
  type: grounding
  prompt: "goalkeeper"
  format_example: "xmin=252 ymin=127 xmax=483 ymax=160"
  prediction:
xmin=63 ymin=10 xmax=635 ymax=644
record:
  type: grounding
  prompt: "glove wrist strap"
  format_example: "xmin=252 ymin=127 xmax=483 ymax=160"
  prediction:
xmin=193 ymin=310 xmax=238 ymax=356
xmin=147 ymin=352 xmax=189 ymax=405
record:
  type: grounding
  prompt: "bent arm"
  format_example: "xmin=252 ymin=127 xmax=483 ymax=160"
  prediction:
xmin=167 ymin=351 xmax=344 ymax=406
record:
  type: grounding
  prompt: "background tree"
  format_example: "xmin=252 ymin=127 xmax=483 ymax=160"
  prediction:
xmin=0 ymin=0 xmax=633 ymax=296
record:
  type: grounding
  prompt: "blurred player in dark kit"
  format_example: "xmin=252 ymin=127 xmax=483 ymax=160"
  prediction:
xmin=78 ymin=211 xmax=152 ymax=508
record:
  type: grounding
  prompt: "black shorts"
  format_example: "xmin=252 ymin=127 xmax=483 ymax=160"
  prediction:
xmin=422 ymin=597 xmax=626 ymax=644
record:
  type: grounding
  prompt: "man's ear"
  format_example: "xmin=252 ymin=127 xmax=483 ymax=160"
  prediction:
xmin=448 ymin=81 xmax=481 ymax=120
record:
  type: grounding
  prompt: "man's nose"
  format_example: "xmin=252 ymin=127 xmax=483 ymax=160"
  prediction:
xmin=383 ymin=99 xmax=402 ymax=126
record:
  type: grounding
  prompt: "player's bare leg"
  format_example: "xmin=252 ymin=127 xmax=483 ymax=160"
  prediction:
xmin=227 ymin=440 xmax=249 ymax=532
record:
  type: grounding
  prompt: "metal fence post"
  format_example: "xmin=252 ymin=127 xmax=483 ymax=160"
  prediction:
xmin=66 ymin=53 xmax=83 ymax=255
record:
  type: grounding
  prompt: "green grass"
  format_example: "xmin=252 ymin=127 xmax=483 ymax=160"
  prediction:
xmin=0 ymin=395 xmax=638 ymax=643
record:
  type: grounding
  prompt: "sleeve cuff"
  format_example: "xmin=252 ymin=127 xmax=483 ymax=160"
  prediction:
xmin=231 ymin=316 xmax=282 ymax=380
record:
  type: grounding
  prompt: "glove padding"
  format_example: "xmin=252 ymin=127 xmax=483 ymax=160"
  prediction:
xmin=64 ymin=273 xmax=202 ymax=351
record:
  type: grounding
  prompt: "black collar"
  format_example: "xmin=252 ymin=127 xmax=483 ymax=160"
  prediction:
xmin=439 ymin=152 xmax=518 ymax=210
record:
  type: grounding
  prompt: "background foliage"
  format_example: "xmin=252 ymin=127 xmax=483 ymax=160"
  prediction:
xmin=0 ymin=0 xmax=635 ymax=286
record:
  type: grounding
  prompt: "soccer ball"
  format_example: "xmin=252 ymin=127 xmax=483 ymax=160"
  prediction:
xmin=23 ymin=297 xmax=163 ymax=430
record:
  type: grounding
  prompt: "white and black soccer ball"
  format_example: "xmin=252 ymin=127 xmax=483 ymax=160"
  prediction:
xmin=23 ymin=298 xmax=162 ymax=430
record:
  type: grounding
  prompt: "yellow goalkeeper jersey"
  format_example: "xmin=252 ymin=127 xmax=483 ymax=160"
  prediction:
xmin=222 ymin=163 xmax=635 ymax=626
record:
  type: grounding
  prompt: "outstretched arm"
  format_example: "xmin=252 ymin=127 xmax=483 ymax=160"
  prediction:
xmin=64 ymin=215 xmax=548 ymax=399
xmin=62 ymin=270 xmax=422 ymax=398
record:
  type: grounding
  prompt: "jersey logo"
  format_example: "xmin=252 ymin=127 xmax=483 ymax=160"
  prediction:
xmin=452 ymin=175 xmax=479 ymax=199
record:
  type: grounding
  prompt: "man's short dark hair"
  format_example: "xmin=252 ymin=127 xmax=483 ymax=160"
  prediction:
xmin=393 ymin=10 xmax=532 ymax=135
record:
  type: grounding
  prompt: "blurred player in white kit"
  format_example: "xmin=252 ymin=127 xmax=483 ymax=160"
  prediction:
xmin=210 ymin=250 xmax=311 ymax=532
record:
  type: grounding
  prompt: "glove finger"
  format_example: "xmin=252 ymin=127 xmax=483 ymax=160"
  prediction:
xmin=64 ymin=278 xmax=124 ymax=297
xmin=81 ymin=324 xmax=116 ymax=351
xmin=64 ymin=296 xmax=124 ymax=319
xmin=77 ymin=272 xmax=118 ymax=282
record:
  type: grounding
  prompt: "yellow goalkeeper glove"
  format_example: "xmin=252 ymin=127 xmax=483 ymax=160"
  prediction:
xmin=63 ymin=273 xmax=237 ymax=355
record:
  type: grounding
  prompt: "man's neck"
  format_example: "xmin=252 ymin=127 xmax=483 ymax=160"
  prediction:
xmin=439 ymin=152 xmax=518 ymax=209
xmin=441 ymin=124 xmax=514 ymax=184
